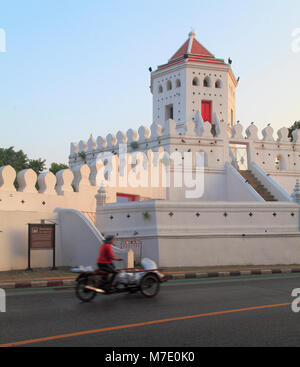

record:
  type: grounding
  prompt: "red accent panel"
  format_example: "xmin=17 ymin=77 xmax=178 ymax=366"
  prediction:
xmin=201 ymin=101 xmax=212 ymax=123
xmin=157 ymin=56 xmax=225 ymax=71
xmin=117 ymin=193 xmax=140 ymax=202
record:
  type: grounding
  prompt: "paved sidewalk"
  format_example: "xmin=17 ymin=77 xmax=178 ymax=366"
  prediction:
xmin=1 ymin=265 xmax=300 ymax=290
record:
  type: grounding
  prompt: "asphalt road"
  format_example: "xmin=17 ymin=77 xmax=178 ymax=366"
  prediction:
xmin=1 ymin=274 xmax=300 ymax=347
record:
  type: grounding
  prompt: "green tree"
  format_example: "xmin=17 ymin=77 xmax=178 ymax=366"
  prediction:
xmin=49 ymin=162 xmax=69 ymax=175
xmin=28 ymin=158 xmax=47 ymax=176
xmin=0 ymin=147 xmax=47 ymax=175
xmin=288 ymin=121 xmax=300 ymax=140
xmin=0 ymin=147 xmax=28 ymax=172
xmin=0 ymin=147 xmax=47 ymax=188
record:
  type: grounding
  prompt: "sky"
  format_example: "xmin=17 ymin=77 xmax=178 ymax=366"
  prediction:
xmin=0 ymin=0 xmax=299 ymax=167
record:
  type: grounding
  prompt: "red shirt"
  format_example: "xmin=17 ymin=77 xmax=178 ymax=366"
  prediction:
xmin=97 ymin=243 xmax=114 ymax=264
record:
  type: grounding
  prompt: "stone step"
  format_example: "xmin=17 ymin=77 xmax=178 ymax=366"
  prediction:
xmin=238 ymin=170 xmax=277 ymax=202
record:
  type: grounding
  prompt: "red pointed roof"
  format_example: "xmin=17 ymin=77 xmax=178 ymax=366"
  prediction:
xmin=170 ymin=35 xmax=213 ymax=60
xmin=158 ymin=32 xmax=226 ymax=71
xmin=190 ymin=39 xmax=214 ymax=57
xmin=169 ymin=39 xmax=190 ymax=61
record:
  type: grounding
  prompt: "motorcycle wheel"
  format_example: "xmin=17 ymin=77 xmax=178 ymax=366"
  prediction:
xmin=75 ymin=277 xmax=97 ymax=303
xmin=140 ymin=274 xmax=160 ymax=298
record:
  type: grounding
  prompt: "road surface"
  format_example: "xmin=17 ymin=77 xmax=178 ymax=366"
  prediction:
xmin=1 ymin=274 xmax=300 ymax=347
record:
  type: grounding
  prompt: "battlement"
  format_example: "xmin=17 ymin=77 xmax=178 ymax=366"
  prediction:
xmin=0 ymin=165 xmax=99 ymax=212
xmin=70 ymin=117 xmax=300 ymax=176
xmin=0 ymin=151 xmax=168 ymax=211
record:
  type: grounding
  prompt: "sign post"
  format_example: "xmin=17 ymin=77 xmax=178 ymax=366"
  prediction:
xmin=27 ymin=223 xmax=57 ymax=271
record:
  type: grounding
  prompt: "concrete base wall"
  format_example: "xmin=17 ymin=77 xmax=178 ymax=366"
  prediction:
xmin=96 ymin=200 xmax=300 ymax=267
xmin=157 ymin=234 xmax=300 ymax=267
xmin=0 ymin=211 xmax=58 ymax=271
xmin=270 ymin=173 xmax=300 ymax=196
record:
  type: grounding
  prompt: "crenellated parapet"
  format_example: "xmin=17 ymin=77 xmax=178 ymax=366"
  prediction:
xmin=230 ymin=123 xmax=300 ymax=173
xmin=69 ymin=112 xmax=230 ymax=173
xmin=69 ymin=118 xmax=300 ymax=182
xmin=0 ymin=165 xmax=99 ymax=212
xmin=0 ymin=166 xmax=77 ymax=195
xmin=0 ymin=153 xmax=169 ymax=210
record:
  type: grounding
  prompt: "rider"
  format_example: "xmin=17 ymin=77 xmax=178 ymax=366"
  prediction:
xmin=97 ymin=235 xmax=122 ymax=290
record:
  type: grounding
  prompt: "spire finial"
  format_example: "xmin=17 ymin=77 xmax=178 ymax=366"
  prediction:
xmin=187 ymin=29 xmax=196 ymax=54
xmin=189 ymin=28 xmax=196 ymax=39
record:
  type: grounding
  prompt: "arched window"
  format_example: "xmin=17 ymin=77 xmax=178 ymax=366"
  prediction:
xmin=166 ymin=80 xmax=172 ymax=91
xmin=175 ymin=79 xmax=181 ymax=88
xmin=158 ymin=85 xmax=163 ymax=94
xmin=275 ymin=155 xmax=287 ymax=171
xmin=192 ymin=77 xmax=199 ymax=86
xmin=203 ymin=76 xmax=211 ymax=88
xmin=215 ymin=79 xmax=222 ymax=89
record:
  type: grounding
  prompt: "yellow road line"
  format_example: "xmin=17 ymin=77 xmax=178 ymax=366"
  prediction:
xmin=0 ymin=302 xmax=291 ymax=347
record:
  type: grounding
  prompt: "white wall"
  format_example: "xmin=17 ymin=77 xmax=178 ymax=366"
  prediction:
xmin=96 ymin=200 xmax=300 ymax=266
xmin=0 ymin=165 xmax=99 ymax=271
xmin=185 ymin=65 xmax=230 ymax=127
xmin=0 ymin=208 xmax=129 ymax=271
xmin=158 ymin=234 xmax=300 ymax=267
xmin=152 ymin=67 xmax=186 ymax=125
xmin=57 ymin=209 xmax=128 ymax=269
xmin=269 ymin=173 xmax=300 ymax=196
xmin=0 ymin=211 xmax=58 ymax=271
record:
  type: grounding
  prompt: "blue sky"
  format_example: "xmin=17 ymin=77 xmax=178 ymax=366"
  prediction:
xmin=0 ymin=0 xmax=299 ymax=166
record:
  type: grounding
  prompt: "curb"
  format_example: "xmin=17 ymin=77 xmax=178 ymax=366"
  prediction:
xmin=1 ymin=268 xmax=300 ymax=290
xmin=166 ymin=268 xmax=300 ymax=281
xmin=0 ymin=279 xmax=76 ymax=290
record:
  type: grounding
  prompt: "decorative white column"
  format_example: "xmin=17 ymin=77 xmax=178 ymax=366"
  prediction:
xmin=95 ymin=182 xmax=107 ymax=206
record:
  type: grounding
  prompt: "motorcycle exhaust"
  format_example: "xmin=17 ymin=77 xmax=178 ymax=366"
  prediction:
xmin=85 ymin=285 xmax=105 ymax=294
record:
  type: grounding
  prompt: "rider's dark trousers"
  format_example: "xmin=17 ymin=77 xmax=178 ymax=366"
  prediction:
xmin=97 ymin=263 xmax=118 ymax=287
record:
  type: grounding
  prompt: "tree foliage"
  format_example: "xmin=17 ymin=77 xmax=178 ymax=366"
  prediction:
xmin=0 ymin=147 xmax=28 ymax=172
xmin=288 ymin=121 xmax=300 ymax=140
xmin=49 ymin=162 xmax=69 ymax=175
xmin=0 ymin=147 xmax=47 ymax=175
xmin=27 ymin=158 xmax=47 ymax=176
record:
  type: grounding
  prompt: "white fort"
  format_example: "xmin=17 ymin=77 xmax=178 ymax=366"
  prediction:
xmin=0 ymin=33 xmax=299 ymax=271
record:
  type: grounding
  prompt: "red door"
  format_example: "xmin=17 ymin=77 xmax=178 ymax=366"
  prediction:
xmin=201 ymin=101 xmax=212 ymax=123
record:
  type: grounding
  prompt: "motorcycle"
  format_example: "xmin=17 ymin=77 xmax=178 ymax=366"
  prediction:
xmin=75 ymin=258 xmax=167 ymax=302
